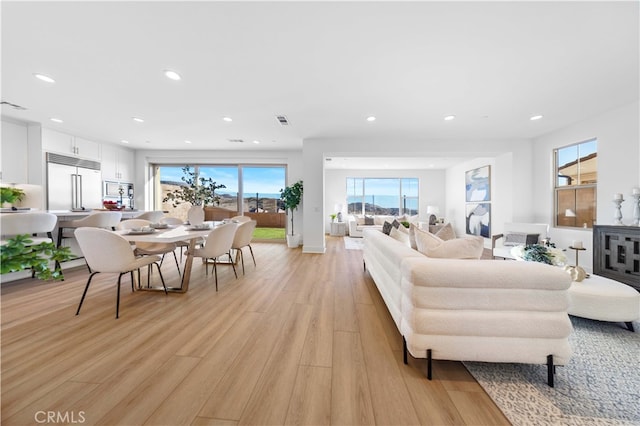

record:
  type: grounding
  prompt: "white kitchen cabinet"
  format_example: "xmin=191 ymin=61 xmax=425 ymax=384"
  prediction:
xmin=101 ymin=144 xmax=134 ymax=182
xmin=42 ymin=128 xmax=101 ymax=161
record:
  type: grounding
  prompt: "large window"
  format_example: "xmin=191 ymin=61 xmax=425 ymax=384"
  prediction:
xmin=347 ymin=177 xmax=419 ymax=216
xmin=155 ymin=164 xmax=285 ymax=222
xmin=554 ymin=139 xmax=597 ymax=228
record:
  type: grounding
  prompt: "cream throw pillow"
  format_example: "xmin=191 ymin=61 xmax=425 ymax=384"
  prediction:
xmin=435 ymin=223 xmax=456 ymax=241
xmin=414 ymin=226 xmax=484 ymax=259
xmin=426 ymin=236 xmax=484 ymax=259
xmin=413 ymin=226 xmax=443 ymax=252
xmin=390 ymin=226 xmax=411 ymax=247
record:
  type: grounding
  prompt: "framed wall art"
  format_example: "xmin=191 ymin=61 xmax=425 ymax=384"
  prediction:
xmin=465 ymin=165 xmax=491 ymax=202
xmin=466 ymin=202 xmax=491 ymax=238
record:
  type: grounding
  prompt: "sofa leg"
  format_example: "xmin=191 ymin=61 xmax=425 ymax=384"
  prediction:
xmin=625 ymin=322 xmax=635 ymax=332
xmin=403 ymin=337 xmax=408 ymax=365
xmin=547 ymin=354 xmax=554 ymax=387
xmin=427 ymin=349 xmax=432 ymax=380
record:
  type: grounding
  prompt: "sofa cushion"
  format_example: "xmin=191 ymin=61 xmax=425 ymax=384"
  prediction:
xmin=356 ymin=216 xmax=365 ymax=225
xmin=503 ymin=232 xmax=540 ymax=246
xmin=382 ymin=221 xmax=393 ymax=235
xmin=390 ymin=226 xmax=411 ymax=246
xmin=425 ymin=236 xmax=484 ymax=259
xmin=413 ymin=226 xmax=443 ymax=252
xmin=435 ymin=223 xmax=456 ymax=241
xmin=364 ymin=215 xmax=375 ymax=225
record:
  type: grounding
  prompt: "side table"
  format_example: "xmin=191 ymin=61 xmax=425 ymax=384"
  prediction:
xmin=330 ymin=221 xmax=346 ymax=237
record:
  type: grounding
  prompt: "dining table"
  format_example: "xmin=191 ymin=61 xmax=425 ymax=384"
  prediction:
xmin=116 ymin=222 xmax=219 ymax=293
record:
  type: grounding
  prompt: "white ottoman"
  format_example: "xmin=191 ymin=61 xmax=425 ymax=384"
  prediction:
xmin=568 ymin=274 xmax=640 ymax=331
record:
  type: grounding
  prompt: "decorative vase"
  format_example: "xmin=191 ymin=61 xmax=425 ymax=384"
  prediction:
xmin=187 ymin=205 xmax=205 ymax=225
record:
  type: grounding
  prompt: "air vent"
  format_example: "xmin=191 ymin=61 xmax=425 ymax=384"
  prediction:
xmin=227 ymin=139 xmax=244 ymax=143
xmin=276 ymin=115 xmax=289 ymax=126
xmin=1 ymin=101 xmax=27 ymax=111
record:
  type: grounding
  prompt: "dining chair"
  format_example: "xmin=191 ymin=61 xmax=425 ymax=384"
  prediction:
xmin=231 ymin=219 xmax=257 ymax=275
xmin=159 ymin=216 xmax=195 ymax=263
xmin=0 ymin=212 xmax=57 ymax=246
xmin=135 ymin=210 xmax=165 ymax=223
xmin=57 ymin=211 xmax=123 ymax=247
xmin=74 ymin=227 xmax=167 ymax=319
xmin=188 ymin=222 xmax=237 ymax=291
xmin=230 ymin=215 xmax=251 ymax=223
xmin=116 ymin=219 xmax=181 ymax=277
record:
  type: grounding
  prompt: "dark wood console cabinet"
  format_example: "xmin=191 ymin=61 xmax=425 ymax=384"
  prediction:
xmin=593 ymin=225 xmax=640 ymax=291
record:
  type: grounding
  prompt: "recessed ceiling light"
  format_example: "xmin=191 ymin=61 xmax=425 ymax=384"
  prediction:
xmin=223 ymin=116 xmax=233 ymax=122
xmin=34 ymin=73 xmax=55 ymax=83
xmin=121 ymin=139 xmax=129 ymax=144
xmin=49 ymin=117 xmax=63 ymax=123
xmin=164 ymin=70 xmax=181 ymax=81
xmin=253 ymin=140 xmax=260 ymax=144
xmin=530 ymin=114 xmax=543 ymax=121
xmin=184 ymin=140 xmax=192 ymax=144
xmin=444 ymin=115 xmax=456 ymax=121
xmin=366 ymin=116 xmax=376 ymax=122
xmin=132 ymin=117 xmax=144 ymax=123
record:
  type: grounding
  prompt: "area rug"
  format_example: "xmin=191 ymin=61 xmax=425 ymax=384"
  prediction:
xmin=464 ymin=317 xmax=640 ymax=425
xmin=343 ymin=237 xmax=364 ymax=250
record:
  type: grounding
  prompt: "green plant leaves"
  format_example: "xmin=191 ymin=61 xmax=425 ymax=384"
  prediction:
xmin=1 ymin=234 xmax=73 ymax=280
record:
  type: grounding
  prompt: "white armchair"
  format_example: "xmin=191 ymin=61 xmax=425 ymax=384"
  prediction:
xmin=492 ymin=223 xmax=549 ymax=259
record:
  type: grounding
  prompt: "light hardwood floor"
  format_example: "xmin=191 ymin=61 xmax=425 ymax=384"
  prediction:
xmin=1 ymin=237 xmax=509 ymax=425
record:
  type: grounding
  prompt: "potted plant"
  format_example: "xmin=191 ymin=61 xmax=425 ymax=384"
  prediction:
xmin=1 ymin=187 xmax=25 ymax=208
xmin=1 ymin=234 xmax=73 ymax=280
xmin=280 ymin=180 xmax=303 ymax=248
xmin=162 ymin=166 xmax=226 ymax=207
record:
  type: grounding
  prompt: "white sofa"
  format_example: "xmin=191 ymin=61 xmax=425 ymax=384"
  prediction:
xmin=363 ymin=228 xmax=573 ymax=386
xmin=348 ymin=214 xmax=420 ymax=237
xmin=491 ymin=222 xmax=549 ymax=259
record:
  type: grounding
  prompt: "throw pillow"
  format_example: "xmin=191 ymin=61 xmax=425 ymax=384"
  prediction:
xmin=435 ymin=223 xmax=456 ymax=241
xmin=382 ymin=221 xmax=393 ymax=235
xmin=364 ymin=215 xmax=374 ymax=225
xmin=413 ymin=225 xmax=444 ymax=253
xmin=408 ymin=223 xmax=420 ymax=250
xmin=356 ymin=216 xmax=365 ymax=225
xmin=389 ymin=226 xmax=411 ymax=247
xmin=424 ymin=236 xmax=484 ymax=259
xmin=391 ymin=219 xmax=401 ymax=229
xmin=503 ymin=232 xmax=540 ymax=246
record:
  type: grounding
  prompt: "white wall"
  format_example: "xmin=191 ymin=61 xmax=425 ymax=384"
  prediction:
xmin=531 ymin=101 xmax=640 ymax=272
xmin=324 ymin=167 xmax=446 ymax=231
xmin=1 ymin=118 xmax=29 ymax=184
xmin=303 ymin=136 xmax=533 ymax=253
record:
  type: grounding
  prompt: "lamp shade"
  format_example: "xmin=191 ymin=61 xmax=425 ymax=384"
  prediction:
xmin=334 ymin=203 xmax=343 ymax=212
xmin=426 ymin=205 xmax=440 ymax=215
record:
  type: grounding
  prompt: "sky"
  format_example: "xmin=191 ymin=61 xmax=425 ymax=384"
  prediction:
xmin=160 ymin=165 xmax=286 ymax=196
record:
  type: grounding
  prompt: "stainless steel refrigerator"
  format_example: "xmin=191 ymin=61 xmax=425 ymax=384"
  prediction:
xmin=46 ymin=153 xmax=102 ymax=211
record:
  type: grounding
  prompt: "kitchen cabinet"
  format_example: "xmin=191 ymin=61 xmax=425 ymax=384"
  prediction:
xmin=42 ymin=128 xmax=101 ymax=161
xmin=101 ymin=144 xmax=134 ymax=182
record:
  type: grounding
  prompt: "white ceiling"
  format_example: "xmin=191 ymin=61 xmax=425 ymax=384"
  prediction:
xmin=2 ymin=1 xmax=638 ymax=157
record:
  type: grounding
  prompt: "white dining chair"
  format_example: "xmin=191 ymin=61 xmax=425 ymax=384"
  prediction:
xmin=116 ymin=219 xmax=181 ymax=277
xmin=0 ymin=212 xmax=57 ymax=246
xmin=231 ymin=219 xmax=257 ymax=275
xmin=159 ymin=216 xmax=196 ymax=262
xmin=135 ymin=211 xmax=165 ymax=223
xmin=230 ymin=215 xmax=251 ymax=223
xmin=74 ymin=227 xmax=167 ymax=319
xmin=188 ymin=222 xmax=237 ymax=291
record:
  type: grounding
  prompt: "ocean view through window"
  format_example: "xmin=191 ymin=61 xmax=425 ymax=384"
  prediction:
xmin=347 ymin=177 xmax=419 ymax=216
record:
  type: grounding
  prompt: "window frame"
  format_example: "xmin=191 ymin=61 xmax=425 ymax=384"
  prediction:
xmin=553 ymin=138 xmax=597 ymax=229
